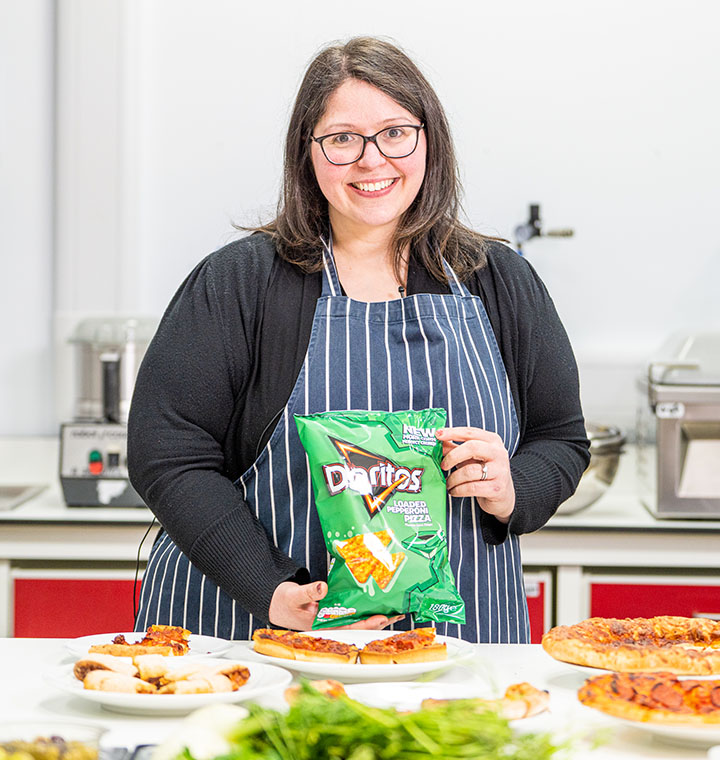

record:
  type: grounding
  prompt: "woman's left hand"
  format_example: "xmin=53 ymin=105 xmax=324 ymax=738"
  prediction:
xmin=435 ymin=427 xmax=515 ymax=523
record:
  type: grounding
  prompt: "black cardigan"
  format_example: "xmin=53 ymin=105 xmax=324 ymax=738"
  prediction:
xmin=128 ymin=232 xmax=590 ymax=623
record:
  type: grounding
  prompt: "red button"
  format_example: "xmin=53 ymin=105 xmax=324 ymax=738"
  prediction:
xmin=89 ymin=460 xmax=103 ymax=475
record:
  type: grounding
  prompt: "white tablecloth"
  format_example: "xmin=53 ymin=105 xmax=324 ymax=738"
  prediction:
xmin=0 ymin=638 xmax=715 ymax=759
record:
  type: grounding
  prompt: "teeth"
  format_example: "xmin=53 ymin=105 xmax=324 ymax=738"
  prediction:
xmin=353 ymin=179 xmax=394 ymax=192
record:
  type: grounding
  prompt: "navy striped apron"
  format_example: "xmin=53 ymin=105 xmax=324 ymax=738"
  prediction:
xmin=136 ymin=240 xmax=529 ymax=643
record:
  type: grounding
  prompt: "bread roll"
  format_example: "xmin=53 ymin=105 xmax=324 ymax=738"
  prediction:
xmin=73 ymin=654 xmax=137 ymax=680
xmin=83 ymin=670 xmax=155 ymax=693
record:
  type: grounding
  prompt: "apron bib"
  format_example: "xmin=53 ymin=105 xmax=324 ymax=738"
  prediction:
xmin=136 ymin=240 xmax=529 ymax=643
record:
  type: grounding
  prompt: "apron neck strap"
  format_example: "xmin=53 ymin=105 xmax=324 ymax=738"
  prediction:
xmin=441 ymin=258 xmax=465 ymax=296
xmin=320 ymin=234 xmax=342 ymax=296
xmin=320 ymin=233 xmax=467 ymax=298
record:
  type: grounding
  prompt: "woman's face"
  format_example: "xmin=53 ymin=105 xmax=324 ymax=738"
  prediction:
xmin=310 ymin=79 xmax=427 ymax=241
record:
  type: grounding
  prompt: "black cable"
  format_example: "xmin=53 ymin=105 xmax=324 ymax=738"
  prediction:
xmin=133 ymin=518 xmax=157 ymax=626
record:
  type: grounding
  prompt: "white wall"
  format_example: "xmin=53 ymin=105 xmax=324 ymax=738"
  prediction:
xmin=0 ymin=0 xmax=55 ymax=438
xmin=3 ymin=0 xmax=720 ymax=436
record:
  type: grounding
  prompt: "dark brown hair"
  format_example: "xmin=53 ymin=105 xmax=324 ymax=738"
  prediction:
xmin=249 ymin=36 xmax=490 ymax=282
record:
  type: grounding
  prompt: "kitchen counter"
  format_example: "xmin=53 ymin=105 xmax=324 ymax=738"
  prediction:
xmin=2 ymin=437 xmax=720 ymax=636
xmin=0 ymin=438 xmax=159 ymax=637
xmin=3 ymin=437 xmax=719 ymax=531
xmin=0 ymin=437 xmax=153 ymax=524
xmin=0 ymin=636 xmax=715 ymax=759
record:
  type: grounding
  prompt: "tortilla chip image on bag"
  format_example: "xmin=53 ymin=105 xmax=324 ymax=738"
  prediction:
xmin=295 ymin=408 xmax=465 ymax=629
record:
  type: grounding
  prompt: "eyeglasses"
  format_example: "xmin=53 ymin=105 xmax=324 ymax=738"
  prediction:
xmin=310 ymin=124 xmax=425 ymax=165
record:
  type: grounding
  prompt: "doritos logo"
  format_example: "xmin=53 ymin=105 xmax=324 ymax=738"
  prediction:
xmin=321 ymin=436 xmax=424 ymax=517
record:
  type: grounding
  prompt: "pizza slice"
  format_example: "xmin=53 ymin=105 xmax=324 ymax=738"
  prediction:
xmin=359 ymin=627 xmax=447 ymax=664
xmin=139 ymin=624 xmax=191 ymax=654
xmin=579 ymin=671 xmax=720 ymax=724
xmin=285 ymin=678 xmax=347 ymax=704
xmin=252 ymin=628 xmax=359 ymax=664
xmin=422 ymin=682 xmax=550 ymax=720
xmin=88 ymin=624 xmax=191 ymax=657
xmin=251 ymin=629 xmax=301 ymax=660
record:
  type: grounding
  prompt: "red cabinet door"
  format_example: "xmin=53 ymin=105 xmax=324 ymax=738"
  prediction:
xmin=590 ymin=577 xmax=720 ymax=620
xmin=13 ymin=576 xmax=141 ymax=637
xmin=524 ymin=571 xmax=552 ymax=643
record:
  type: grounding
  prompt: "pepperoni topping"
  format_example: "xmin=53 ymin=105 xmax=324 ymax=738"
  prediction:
xmin=292 ymin=636 xmax=354 ymax=655
xmin=610 ymin=675 xmax=636 ymax=701
xmin=581 ymin=671 xmax=720 ymax=718
xmin=712 ymin=687 xmax=720 ymax=709
xmin=650 ymin=682 xmax=684 ymax=710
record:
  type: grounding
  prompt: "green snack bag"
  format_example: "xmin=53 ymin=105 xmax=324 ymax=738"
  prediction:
xmin=294 ymin=408 xmax=465 ymax=629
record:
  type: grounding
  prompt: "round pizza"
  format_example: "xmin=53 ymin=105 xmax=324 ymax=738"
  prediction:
xmin=542 ymin=616 xmax=720 ymax=675
xmin=579 ymin=671 xmax=720 ymax=724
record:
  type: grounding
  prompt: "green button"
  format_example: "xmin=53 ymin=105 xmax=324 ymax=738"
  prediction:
xmin=89 ymin=449 xmax=102 ymax=463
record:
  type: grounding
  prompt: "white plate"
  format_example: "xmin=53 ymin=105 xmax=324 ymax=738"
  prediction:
xmin=564 ymin=661 xmax=720 ymax=680
xmin=46 ymin=658 xmax=291 ymax=716
xmin=235 ymin=630 xmax=475 ymax=683
xmin=345 ymin=680 xmax=495 ymax=711
xmin=66 ymin=632 xmax=232 ymax=659
xmin=563 ymin=661 xmax=614 ymax=677
xmin=609 ymin=717 xmax=720 ymax=748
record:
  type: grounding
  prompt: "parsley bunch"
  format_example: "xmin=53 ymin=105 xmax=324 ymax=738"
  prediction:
xmin=186 ymin=683 xmax=567 ymax=760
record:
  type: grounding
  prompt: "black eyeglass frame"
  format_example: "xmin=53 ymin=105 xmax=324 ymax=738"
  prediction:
xmin=310 ymin=124 xmax=425 ymax=166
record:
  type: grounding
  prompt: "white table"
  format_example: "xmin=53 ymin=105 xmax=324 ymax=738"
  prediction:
xmin=0 ymin=638 xmax=716 ymax=759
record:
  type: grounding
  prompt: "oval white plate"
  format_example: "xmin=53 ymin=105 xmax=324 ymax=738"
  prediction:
xmin=565 ymin=661 xmax=720 ymax=681
xmin=563 ymin=661 xmax=614 ymax=677
xmin=235 ymin=630 xmax=475 ymax=683
xmin=610 ymin=717 xmax=720 ymax=748
xmin=345 ymin=680 xmax=495 ymax=711
xmin=46 ymin=659 xmax=291 ymax=716
xmin=65 ymin=632 xmax=232 ymax=659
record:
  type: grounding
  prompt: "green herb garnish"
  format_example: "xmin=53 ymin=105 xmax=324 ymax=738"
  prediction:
xmin=186 ymin=682 xmax=569 ymax=760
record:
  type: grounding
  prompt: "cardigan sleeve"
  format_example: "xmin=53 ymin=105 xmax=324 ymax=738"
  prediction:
xmin=127 ymin=240 xmax=309 ymax=624
xmin=473 ymin=245 xmax=590 ymax=543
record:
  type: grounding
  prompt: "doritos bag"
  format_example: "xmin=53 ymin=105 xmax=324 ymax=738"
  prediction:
xmin=294 ymin=408 xmax=465 ymax=629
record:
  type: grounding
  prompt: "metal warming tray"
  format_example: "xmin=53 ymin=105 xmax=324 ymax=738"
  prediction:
xmin=641 ymin=332 xmax=720 ymax=518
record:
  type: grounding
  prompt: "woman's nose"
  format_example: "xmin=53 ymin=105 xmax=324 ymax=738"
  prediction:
xmin=356 ymin=139 xmax=387 ymax=169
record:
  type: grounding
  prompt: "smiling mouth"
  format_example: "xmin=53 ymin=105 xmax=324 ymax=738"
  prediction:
xmin=350 ymin=178 xmax=397 ymax=193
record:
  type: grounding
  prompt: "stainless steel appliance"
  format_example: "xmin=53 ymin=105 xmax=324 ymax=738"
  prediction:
xmin=59 ymin=317 xmax=157 ymax=507
xmin=640 ymin=332 xmax=720 ymax=518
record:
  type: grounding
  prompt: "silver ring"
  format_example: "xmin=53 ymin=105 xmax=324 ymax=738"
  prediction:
xmin=480 ymin=463 xmax=488 ymax=481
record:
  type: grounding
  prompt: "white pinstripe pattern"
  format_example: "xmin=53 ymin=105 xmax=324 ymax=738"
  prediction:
xmin=413 ymin=294 xmax=435 ymax=408
xmin=182 ymin=560 xmax=191 ymax=630
xmin=384 ymin=301 xmax=392 ymax=410
xmin=267 ymin=446 xmax=277 ymax=546
xmin=198 ymin=575 xmax=206 ymax=636
xmin=214 ymin=587 xmax=220 ymax=638
xmin=284 ymin=408 xmax=295 ymax=558
xmin=345 ymin=298 xmax=351 ymax=409
xmin=468 ymin=297 xmax=512 ymax=444
xmin=324 ymin=298 xmax=331 ymax=412
xmin=169 ymin=550 xmax=181 ymax=626
xmin=426 ymin=296 xmax=455 ymax=565
xmin=364 ymin=303 xmax=371 ymax=409
xmin=136 ymin=242 xmax=528 ymax=642
xmin=401 ymin=299 xmax=414 ymax=408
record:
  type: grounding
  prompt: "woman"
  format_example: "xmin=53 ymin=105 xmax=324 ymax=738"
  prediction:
xmin=128 ymin=37 xmax=589 ymax=644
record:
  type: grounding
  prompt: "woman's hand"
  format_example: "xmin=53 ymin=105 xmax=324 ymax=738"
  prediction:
xmin=268 ymin=580 xmax=403 ymax=631
xmin=435 ymin=426 xmax=515 ymax=523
